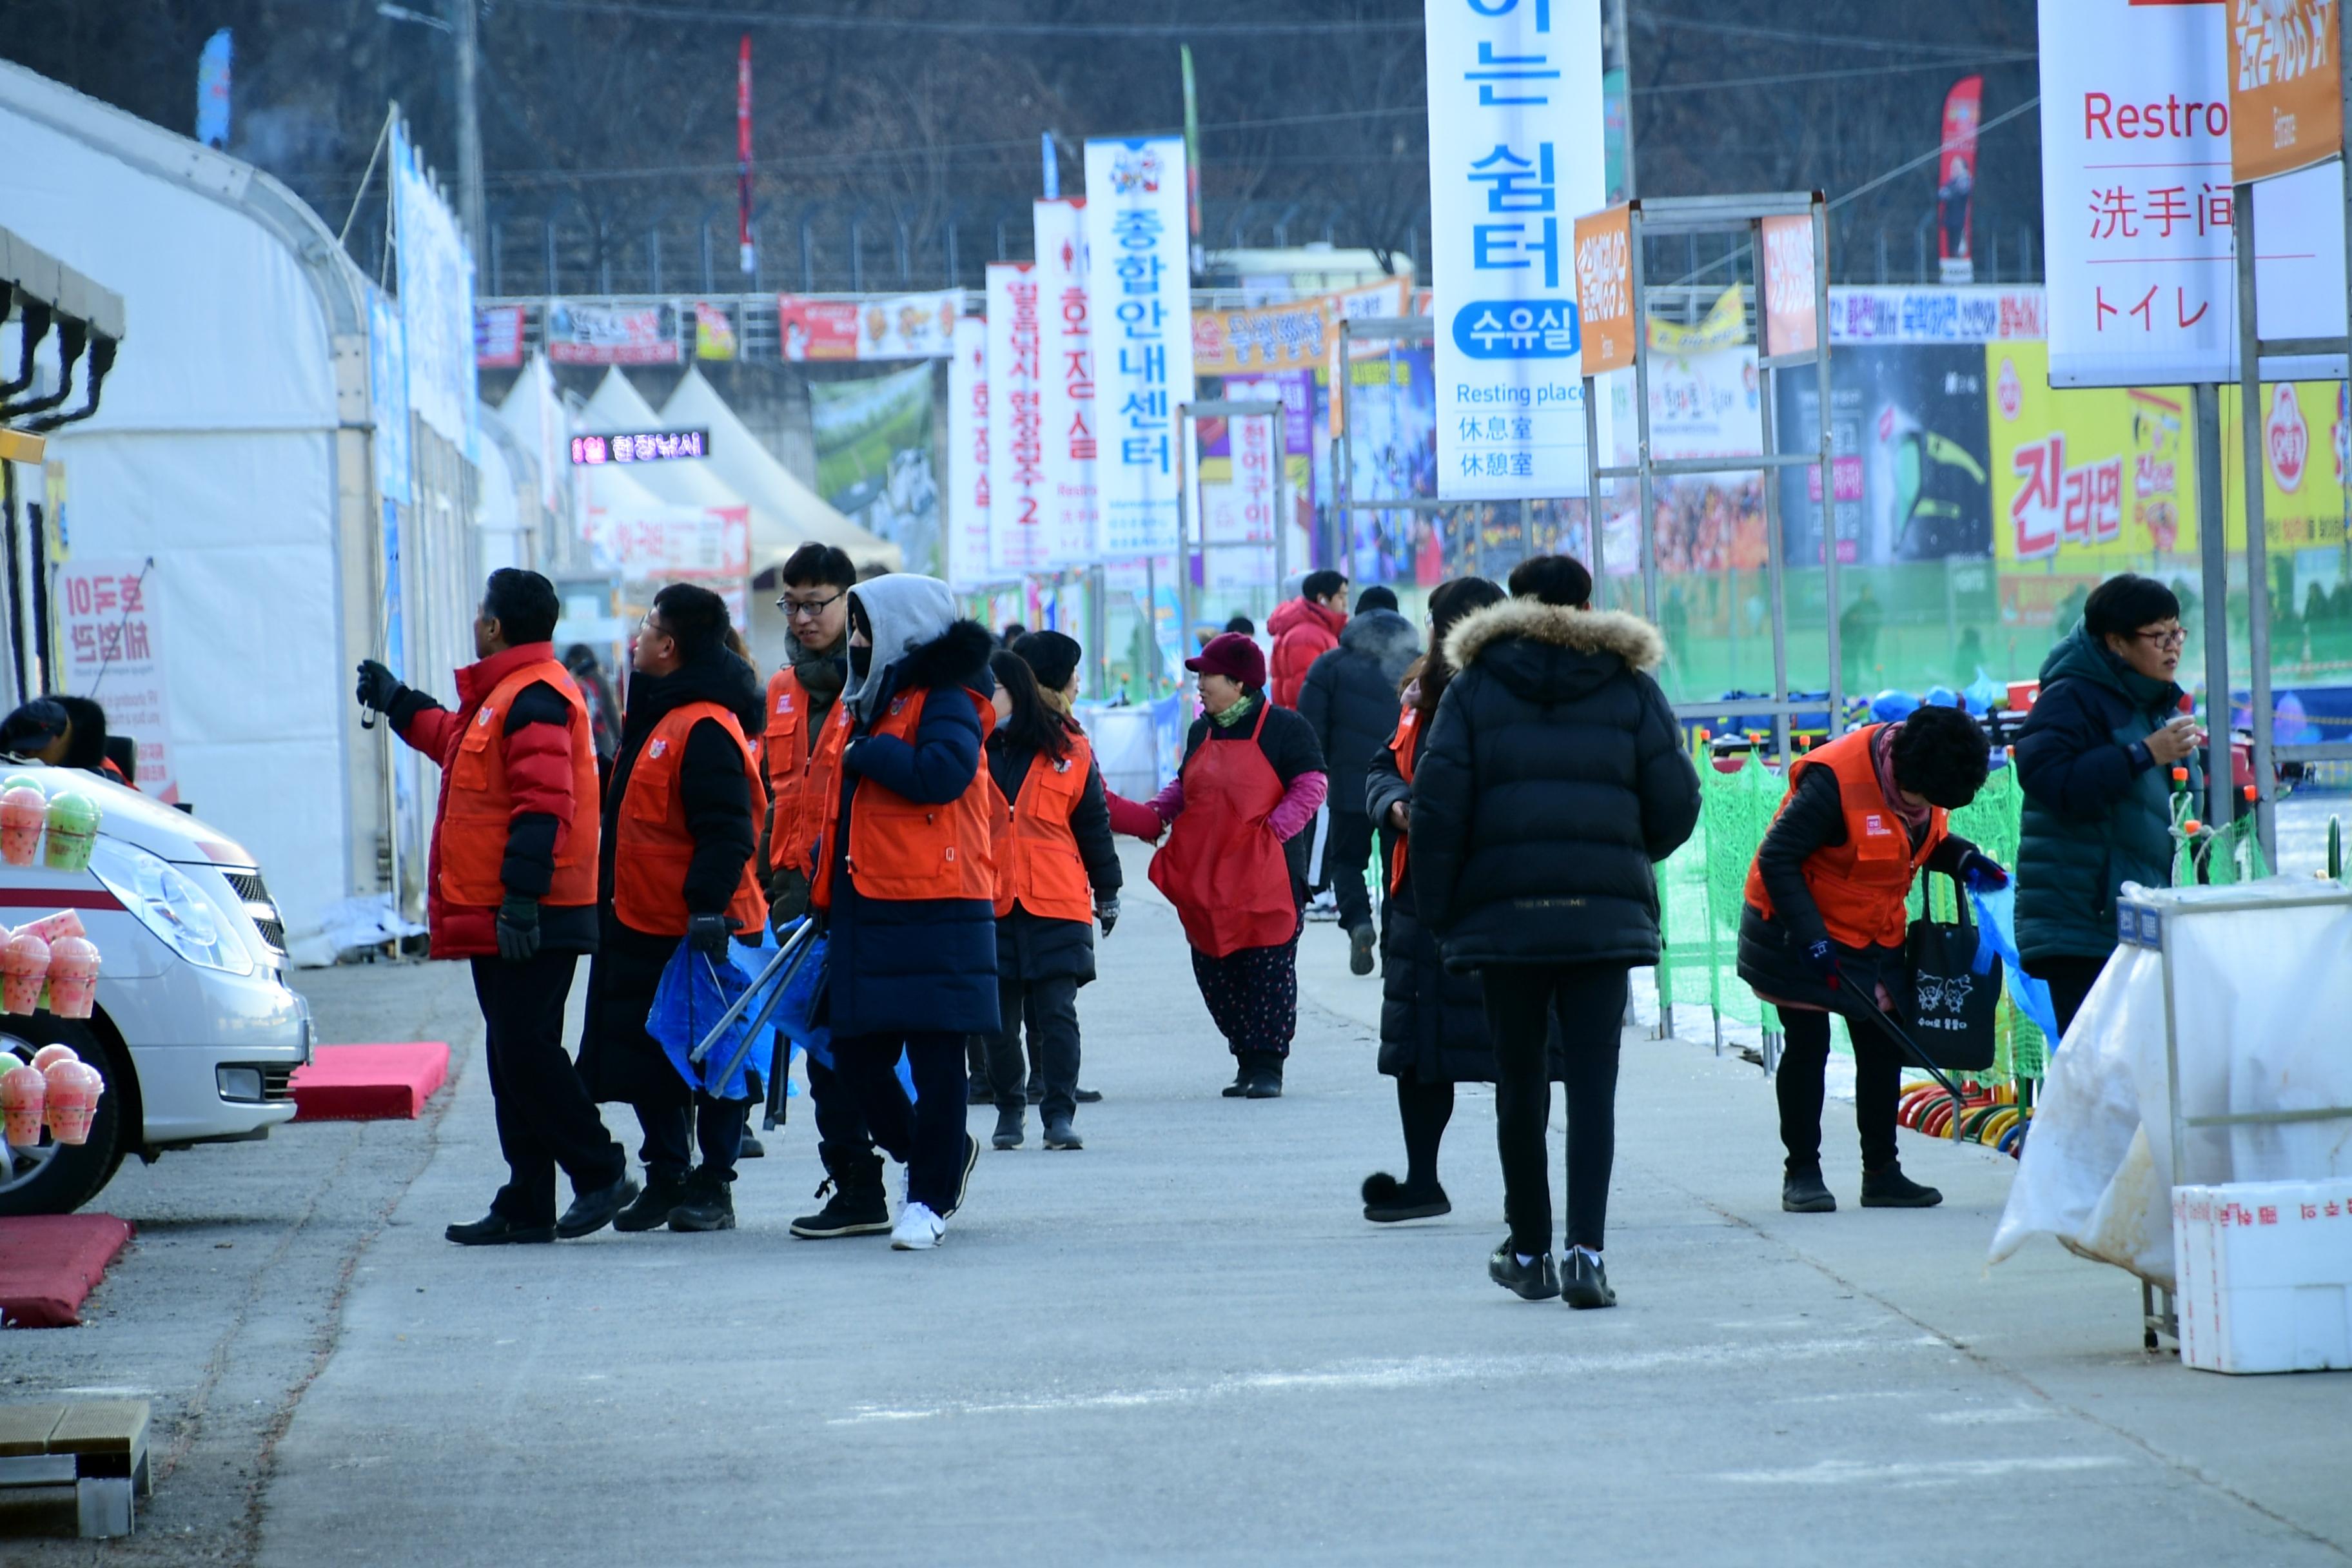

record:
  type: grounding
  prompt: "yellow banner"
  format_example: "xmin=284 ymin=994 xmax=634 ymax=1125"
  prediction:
xmin=1646 ymin=284 xmax=1747 ymax=355
xmin=1986 ymin=340 xmax=2195 ymax=569
xmin=2217 ymin=379 xmax=2352 ymax=554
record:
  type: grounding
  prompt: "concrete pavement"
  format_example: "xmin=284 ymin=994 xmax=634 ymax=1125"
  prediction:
xmin=12 ymin=842 xmax=2349 ymax=1564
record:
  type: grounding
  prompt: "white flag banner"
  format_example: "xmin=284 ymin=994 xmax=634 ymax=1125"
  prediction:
xmin=948 ymin=314 xmax=992 ymax=589
xmin=1035 ymin=198 xmax=1101 ymax=566
xmin=1425 ymin=0 xmax=1605 ymax=500
xmin=2039 ymin=0 xmax=2347 ymax=387
xmin=986 ymin=262 xmax=1048 ymax=576
xmin=1084 ymin=136 xmax=1195 ymax=558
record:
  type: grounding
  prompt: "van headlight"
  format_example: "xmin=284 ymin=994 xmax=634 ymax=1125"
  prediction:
xmin=91 ymin=841 xmax=255 ymax=975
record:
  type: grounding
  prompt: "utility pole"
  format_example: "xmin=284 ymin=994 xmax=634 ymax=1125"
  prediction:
xmin=449 ymin=0 xmax=485 ymax=261
xmin=1607 ymin=0 xmax=1638 ymax=202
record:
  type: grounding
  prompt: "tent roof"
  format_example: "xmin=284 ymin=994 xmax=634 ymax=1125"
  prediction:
xmin=662 ymin=367 xmax=901 ymax=572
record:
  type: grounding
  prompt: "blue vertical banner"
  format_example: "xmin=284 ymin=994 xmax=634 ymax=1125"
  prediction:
xmin=367 ymin=285 xmax=412 ymax=506
xmin=389 ymin=119 xmax=481 ymax=464
xmin=1424 ymin=0 xmax=1605 ymax=502
xmin=1041 ymin=132 xmax=1060 ymax=201
xmin=195 ymin=29 xmax=232 ymax=150
xmin=1083 ymin=135 xmax=1194 ymax=557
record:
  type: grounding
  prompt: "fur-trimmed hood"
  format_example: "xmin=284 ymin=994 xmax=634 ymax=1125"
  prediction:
xmin=1444 ymin=600 xmax=1665 ymax=707
xmin=844 ymin=573 xmax=995 ymax=718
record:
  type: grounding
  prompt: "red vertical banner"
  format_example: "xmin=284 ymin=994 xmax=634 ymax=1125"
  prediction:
xmin=736 ymin=35 xmax=755 ymax=276
xmin=1937 ymin=75 xmax=1983 ymax=284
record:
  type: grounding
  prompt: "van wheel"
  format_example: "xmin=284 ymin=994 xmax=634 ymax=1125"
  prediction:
xmin=0 ymin=1017 xmax=129 ymax=1217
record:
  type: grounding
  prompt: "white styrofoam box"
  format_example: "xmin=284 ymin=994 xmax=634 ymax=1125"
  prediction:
xmin=2173 ymin=1179 xmax=2352 ymax=1374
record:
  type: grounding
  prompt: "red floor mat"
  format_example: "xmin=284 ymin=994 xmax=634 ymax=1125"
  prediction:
xmin=289 ymin=1042 xmax=451 ymax=1122
xmin=0 ymin=1213 xmax=135 ymax=1328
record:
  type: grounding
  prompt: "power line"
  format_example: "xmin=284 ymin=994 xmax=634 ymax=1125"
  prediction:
xmin=1638 ymin=11 xmax=2026 ymax=59
xmin=1638 ymin=52 xmax=2035 ymax=98
xmin=501 ymin=0 xmax=1420 ymax=35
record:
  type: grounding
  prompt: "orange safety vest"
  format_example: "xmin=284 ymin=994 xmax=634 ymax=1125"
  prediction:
xmin=1742 ymin=724 xmax=1946 ymax=950
xmin=992 ymin=727 xmax=1096 ymax=923
xmin=612 ymin=701 xmax=768 ymax=936
xmin=441 ymin=659 xmax=599 ymax=909
xmin=1384 ymin=700 xmax=1422 ymax=896
xmin=761 ymin=665 xmax=848 ymax=875
xmin=811 ymin=687 xmax=1000 ymax=910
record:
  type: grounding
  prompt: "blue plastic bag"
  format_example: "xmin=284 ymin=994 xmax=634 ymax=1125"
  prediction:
xmin=769 ymin=920 xmax=914 ymax=1100
xmin=645 ymin=938 xmax=766 ymax=1101
xmin=1966 ymin=886 xmax=2063 ymax=1049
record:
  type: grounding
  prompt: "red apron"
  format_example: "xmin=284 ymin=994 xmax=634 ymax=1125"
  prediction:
xmin=1150 ymin=702 xmax=1298 ymax=958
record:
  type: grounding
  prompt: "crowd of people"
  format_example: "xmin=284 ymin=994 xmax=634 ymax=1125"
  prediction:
xmin=334 ymin=545 xmax=2210 ymax=1303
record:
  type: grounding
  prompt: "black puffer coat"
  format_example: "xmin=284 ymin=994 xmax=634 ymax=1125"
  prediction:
xmin=1411 ymin=601 xmax=1701 ymax=970
xmin=988 ymin=719 xmax=1122 ymax=985
xmin=1297 ymin=608 xmax=1420 ymax=820
xmin=1369 ymin=716 xmax=1569 ymax=1081
xmin=578 ymin=650 xmax=765 ymax=1104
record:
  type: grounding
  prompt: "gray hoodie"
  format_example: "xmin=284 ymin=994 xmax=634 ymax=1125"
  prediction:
xmin=841 ymin=573 xmax=959 ymax=721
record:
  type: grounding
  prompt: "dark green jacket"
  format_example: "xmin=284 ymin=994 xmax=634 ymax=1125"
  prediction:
xmin=2012 ymin=625 xmax=2193 ymax=963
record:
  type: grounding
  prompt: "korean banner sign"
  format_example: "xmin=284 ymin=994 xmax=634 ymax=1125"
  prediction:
xmin=1426 ymin=0 xmax=1606 ymax=501
xmin=545 ymin=301 xmax=678 ymax=366
xmin=986 ymin=262 xmax=1048 ymax=575
xmin=948 ymin=314 xmax=992 ymax=589
xmin=1034 ymin=198 xmax=1101 ymax=565
xmin=1084 ymin=135 xmax=1195 ymax=557
xmin=777 ymin=291 xmax=961 ymax=361
xmin=2230 ymin=0 xmax=2341 ymax=183
xmin=57 ymin=559 xmax=177 ymax=804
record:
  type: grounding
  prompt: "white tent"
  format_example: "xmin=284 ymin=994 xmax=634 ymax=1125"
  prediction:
xmin=0 ymin=61 xmax=472 ymax=959
xmin=658 ymin=368 xmax=899 ymax=573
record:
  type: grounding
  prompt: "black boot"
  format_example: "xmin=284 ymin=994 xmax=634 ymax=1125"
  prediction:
xmin=1242 ymin=1052 xmax=1284 ymax=1099
xmin=789 ymin=1148 xmax=892 ymax=1239
xmin=555 ymin=1173 xmax=639 ymax=1239
xmin=446 ymin=1211 xmax=555 ymax=1246
xmin=1349 ymin=923 xmax=1377 ymax=976
xmin=614 ymin=1171 xmax=689 ymax=1233
xmin=1220 ymin=1057 xmax=1251 ymax=1097
xmin=992 ymin=1101 xmax=1025 ymax=1150
xmin=1781 ymin=1166 xmax=1836 ymax=1213
xmin=668 ymin=1166 xmax=736 ymax=1232
xmin=1861 ymin=1164 xmax=1943 ymax=1208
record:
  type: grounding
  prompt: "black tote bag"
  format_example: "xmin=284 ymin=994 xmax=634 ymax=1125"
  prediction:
xmin=1897 ymin=872 xmax=2001 ymax=1073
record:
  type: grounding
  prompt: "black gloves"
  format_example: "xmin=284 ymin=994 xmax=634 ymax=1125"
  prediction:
xmin=355 ymin=660 xmax=405 ymax=714
xmin=687 ymin=912 xmax=732 ymax=959
xmin=1957 ymin=848 xmax=2010 ymax=892
xmin=765 ymin=867 xmax=811 ymax=932
xmin=1804 ymin=938 xmax=1841 ymax=990
xmin=495 ymin=897 xmax=540 ymax=963
xmin=1095 ymin=896 xmax=1119 ymax=938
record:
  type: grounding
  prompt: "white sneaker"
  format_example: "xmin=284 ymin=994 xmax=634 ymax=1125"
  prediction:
xmin=890 ymin=1201 xmax=946 ymax=1250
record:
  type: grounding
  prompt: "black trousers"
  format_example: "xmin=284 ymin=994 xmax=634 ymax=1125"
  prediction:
xmin=1774 ymin=1006 xmax=1902 ymax=1175
xmin=986 ymin=973 xmax=1080 ymax=1121
xmin=1480 ymin=963 xmax=1629 ymax=1255
xmin=632 ymin=1078 xmax=748 ymax=1186
xmin=2035 ymin=954 xmax=2108 ymax=1043
xmin=836 ymin=1030 xmax=970 ymax=1214
xmin=1323 ymin=809 xmax=1376 ymax=935
xmin=471 ymin=952 xmax=625 ymax=1226
xmin=805 ymin=1052 xmax=875 ymax=1163
xmin=1191 ymin=930 xmax=1302 ymax=1059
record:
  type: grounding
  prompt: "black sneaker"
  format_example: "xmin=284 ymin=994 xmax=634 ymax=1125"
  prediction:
xmin=789 ymin=1151 xmax=891 ymax=1238
xmin=1562 ymin=1248 xmax=1616 ymax=1309
xmin=1075 ymin=1086 xmax=1103 ymax=1103
xmin=992 ymin=1102 xmax=1025 ymax=1151
xmin=1349 ymin=924 xmax=1377 ymax=975
xmin=555 ymin=1173 xmax=639 ymax=1239
xmin=1488 ymin=1243 xmax=1560 ymax=1300
xmin=614 ymin=1173 xmax=689 ymax=1233
xmin=1861 ymin=1166 xmax=1943 ymax=1208
xmin=1042 ymin=1113 xmax=1083 ymax=1151
xmin=668 ymin=1169 xmax=736 ymax=1232
xmin=1362 ymin=1171 xmax=1451 ymax=1223
xmin=946 ymin=1133 xmax=981 ymax=1215
xmin=1781 ymin=1167 xmax=1837 ymax=1213
xmin=446 ymin=1212 xmax=555 ymax=1246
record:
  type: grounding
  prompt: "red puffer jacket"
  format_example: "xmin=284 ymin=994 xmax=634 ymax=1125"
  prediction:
xmin=1268 ymin=596 xmax=1346 ymax=709
xmin=390 ymin=642 xmax=595 ymax=959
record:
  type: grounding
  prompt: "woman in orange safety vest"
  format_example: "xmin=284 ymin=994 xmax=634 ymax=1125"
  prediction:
xmin=979 ymin=635 xmax=1121 ymax=1153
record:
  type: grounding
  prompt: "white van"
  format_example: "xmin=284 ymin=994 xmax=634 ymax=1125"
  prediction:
xmin=1 ymin=765 xmax=312 ymax=1215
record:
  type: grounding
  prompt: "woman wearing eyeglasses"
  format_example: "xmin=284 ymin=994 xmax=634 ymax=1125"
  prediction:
xmin=2015 ymin=573 xmax=2203 ymax=1038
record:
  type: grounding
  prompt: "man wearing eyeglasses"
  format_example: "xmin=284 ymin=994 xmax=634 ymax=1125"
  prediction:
xmin=756 ymin=544 xmax=892 ymax=1240
xmin=2015 ymin=573 xmax=2204 ymax=1037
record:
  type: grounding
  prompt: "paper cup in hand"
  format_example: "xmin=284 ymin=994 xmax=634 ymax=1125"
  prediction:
xmin=1 ymin=1063 xmax=45 ymax=1148
xmin=2 ymin=932 xmax=50 ymax=1015
xmin=0 ymin=785 xmax=46 ymax=867
xmin=44 ymin=936 xmax=99 ymax=1019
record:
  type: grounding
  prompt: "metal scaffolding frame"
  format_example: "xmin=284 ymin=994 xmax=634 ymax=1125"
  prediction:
xmin=1174 ymin=398 xmax=1291 ymax=643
